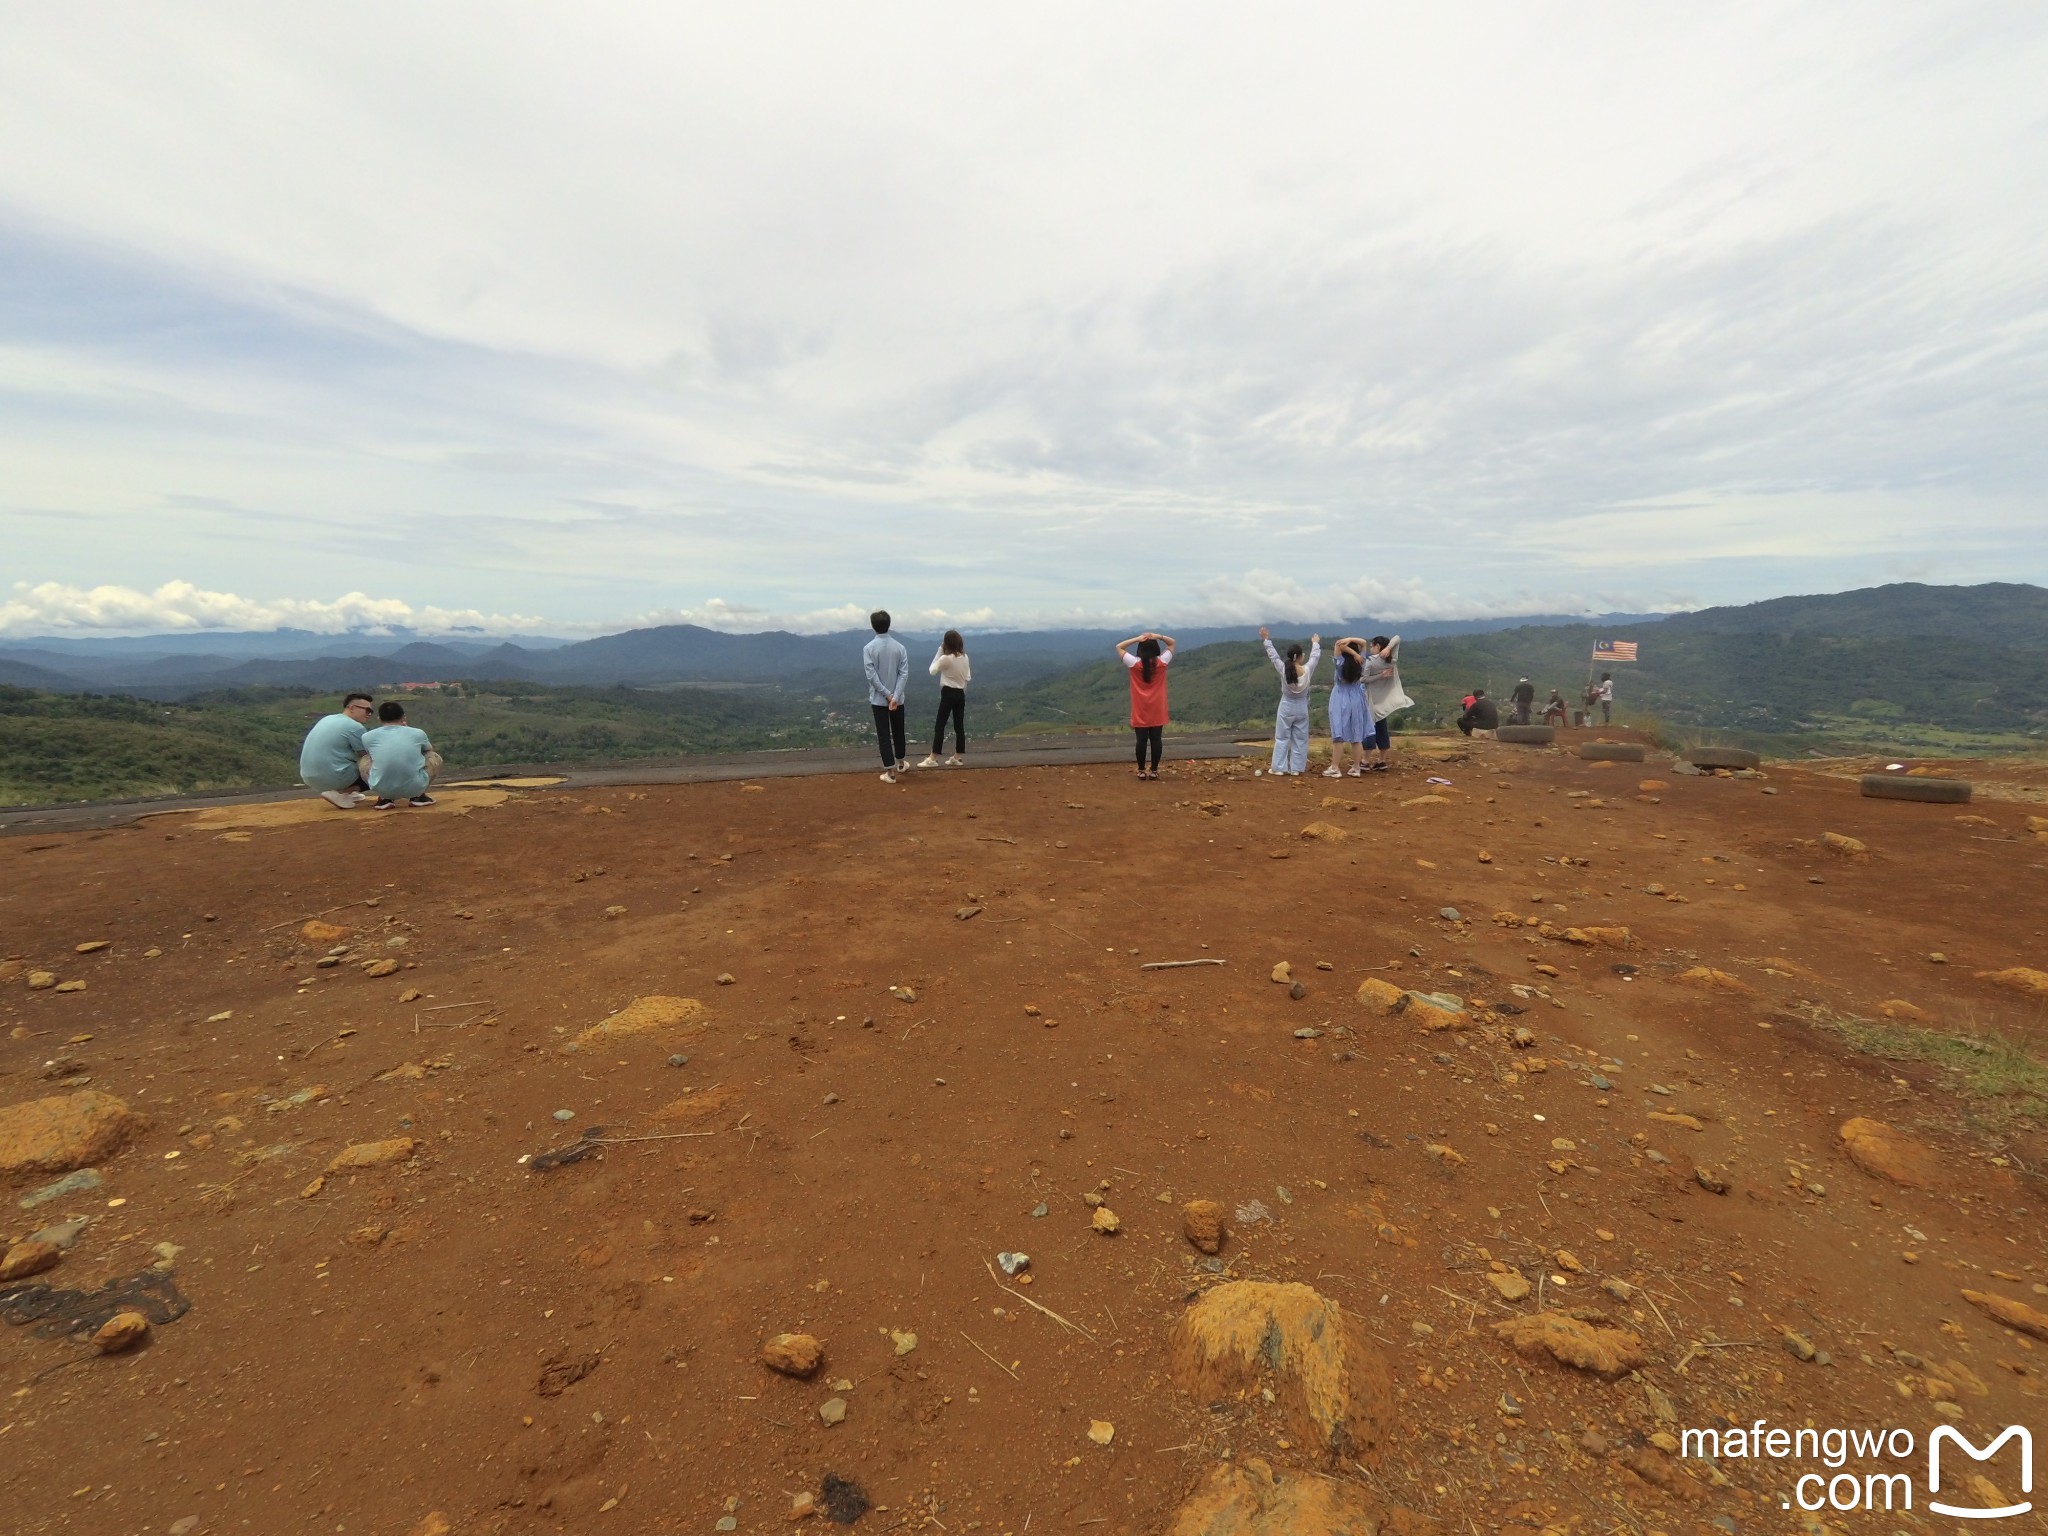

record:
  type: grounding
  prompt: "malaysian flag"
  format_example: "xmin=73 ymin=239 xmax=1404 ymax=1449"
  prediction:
xmin=1592 ymin=640 xmax=1639 ymax=662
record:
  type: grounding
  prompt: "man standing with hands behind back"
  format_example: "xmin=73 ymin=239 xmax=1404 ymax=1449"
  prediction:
xmin=863 ymin=609 xmax=910 ymax=783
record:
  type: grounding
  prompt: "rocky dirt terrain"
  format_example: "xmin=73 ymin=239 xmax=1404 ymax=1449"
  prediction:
xmin=2 ymin=733 xmax=2046 ymax=1536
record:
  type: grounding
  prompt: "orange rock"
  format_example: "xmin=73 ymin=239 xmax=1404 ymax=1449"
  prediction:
xmin=1355 ymin=977 xmax=1406 ymax=1013
xmin=0 ymin=1239 xmax=62 ymax=1283
xmin=300 ymin=920 xmax=353 ymax=944
xmin=1674 ymin=966 xmax=1755 ymax=994
xmin=1299 ymin=821 xmax=1349 ymax=842
xmin=1839 ymin=1117 xmax=1939 ymax=1188
xmin=326 ymin=1137 xmax=420 ymax=1172
xmin=1960 ymin=1290 xmax=2048 ymax=1341
xmin=1163 ymin=1458 xmax=1404 ymax=1536
xmin=1637 ymin=780 xmax=1670 ymax=792
xmin=1976 ymin=967 xmax=2048 ymax=997
xmin=1183 ymin=1199 xmax=1228 ymax=1255
xmin=1877 ymin=999 xmax=1933 ymax=1023
xmin=361 ymin=958 xmax=401 ymax=978
xmin=1563 ymin=926 xmax=1633 ymax=948
xmin=762 ymin=1332 xmax=825 ymax=1377
xmin=1492 ymin=1312 xmax=1647 ymax=1378
xmin=92 ymin=1311 xmax=150 ymax=1353
xmin=0 ymin=1090 xmax=143 ymax=1176
xmin=576 ymin=995 xmax=708 ymax=1047
xmin=1171 ymin=1281 xmax=1392 ymax=1464
xmin=1821 ymin=832 xmax=1869 ymax=860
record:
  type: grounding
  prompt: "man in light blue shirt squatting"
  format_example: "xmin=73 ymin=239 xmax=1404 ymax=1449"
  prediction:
xmin=360 ymin=700 xmax=438 ymax=809
xmin=298 ymin=691 xmax=376 ymax=809
xmin=862 ymin=609 xmax=910 ymax=783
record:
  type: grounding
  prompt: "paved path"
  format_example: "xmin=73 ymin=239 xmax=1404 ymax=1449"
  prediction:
xmin=1 ymin=731 xmax=1264 ymax=837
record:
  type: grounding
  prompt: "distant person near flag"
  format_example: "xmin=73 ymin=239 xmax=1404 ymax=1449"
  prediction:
xmin=1586 ymin=640 xmax=1636 ymax=725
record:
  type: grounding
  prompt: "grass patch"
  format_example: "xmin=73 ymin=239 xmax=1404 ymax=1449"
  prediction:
xmin=1802 ymin=1005 xmax=2048 ymax=1132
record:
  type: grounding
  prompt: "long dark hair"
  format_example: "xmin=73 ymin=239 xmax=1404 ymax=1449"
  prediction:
xmin=1338 ymin=652 xmax=1362 ymax=684
xmin=1284 ymin=644 xmax=1303 ymax=687
xmin=942 ymin=629 xmax=965 ymax=655
xmin=1136 ymin=636 xmax=1162 ymax=683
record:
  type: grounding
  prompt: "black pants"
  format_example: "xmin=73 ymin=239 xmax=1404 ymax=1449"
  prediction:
xmin=1134 ymin=725 xmax=1163 ymax=770
xmin=871 ymin=703 xmax=906 ymax=768
xmin=932 ymin=686 xmax=966 ymax=755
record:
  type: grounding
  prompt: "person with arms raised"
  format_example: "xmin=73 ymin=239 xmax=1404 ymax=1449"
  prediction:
xmin=1259 ymin=627 xmax=1320 ymax=777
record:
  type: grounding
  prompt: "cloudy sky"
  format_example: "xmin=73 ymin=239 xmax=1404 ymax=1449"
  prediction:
xmin=3 ymin=4 xmax=2044 ymax=636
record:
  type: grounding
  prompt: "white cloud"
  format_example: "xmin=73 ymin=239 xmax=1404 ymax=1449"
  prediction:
xmin=0 ymin=6 xmax=2044 ymax=621
xmin=0 ymin=580 xmax=558 ymax=638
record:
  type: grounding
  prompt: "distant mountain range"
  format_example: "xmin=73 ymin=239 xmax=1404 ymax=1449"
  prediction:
xmin=0 ymin=611 xmax=1663 ymax=697
xmin=1 ymin=583 xmax=2040 ymax=711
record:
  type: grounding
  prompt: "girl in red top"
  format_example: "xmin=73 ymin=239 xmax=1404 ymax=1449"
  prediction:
xmin=1115 ymin=631 xmax=1176 ymax=778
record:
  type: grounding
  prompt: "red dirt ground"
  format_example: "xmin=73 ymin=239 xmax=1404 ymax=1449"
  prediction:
xmin=3 ymin=735 xmax=2046 ymax=1536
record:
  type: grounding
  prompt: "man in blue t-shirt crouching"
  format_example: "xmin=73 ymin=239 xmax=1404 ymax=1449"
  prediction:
xmin=298 ymin=692 xmax=376 ymax=809
xmin=361 ymin=701 xmax=438 ymax=810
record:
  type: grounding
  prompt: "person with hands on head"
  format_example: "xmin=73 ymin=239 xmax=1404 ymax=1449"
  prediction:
xmin=1115 ymin=630 xmax=1175 ymax=779
xmin=862 ymin=609 xmax=910 ymax=783
xmin=1361 ymin=634 xmax=1411 ymax=771
xmin=1325 ymin=638 xmax=1370 ymax=778
xmin=1259 ymin=626 xmax=1320 ymax=777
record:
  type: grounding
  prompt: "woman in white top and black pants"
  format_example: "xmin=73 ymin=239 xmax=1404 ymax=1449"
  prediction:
xmin=920 ymin=629 xmax=971 ymax=767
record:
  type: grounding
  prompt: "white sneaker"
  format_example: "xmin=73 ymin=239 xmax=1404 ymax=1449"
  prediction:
xmin=917 ymin=755 xmax=940 ymax=769
xmin=879 ymin=770 xmax=897 ymax=783
xmin=945 ymin=755 xmax=963 ymax=766
xmin=1322 ymin=767 xmax=1342 ymax=778
xmin=320 ymin=789 xmax=358 ymax=809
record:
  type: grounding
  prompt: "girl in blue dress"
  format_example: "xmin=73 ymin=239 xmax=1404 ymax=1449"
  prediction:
xmin=1325 ymin=637 xmax=1370 ymax=777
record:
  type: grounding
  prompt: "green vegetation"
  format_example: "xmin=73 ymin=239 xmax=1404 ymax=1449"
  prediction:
xmin=5 ymin=592 xmax=2044 ymax=805
xmin=1801 ymin=1005 xmax=2048 ymax=1134
xmin=0 ymin=683 xmax=856 ymax=806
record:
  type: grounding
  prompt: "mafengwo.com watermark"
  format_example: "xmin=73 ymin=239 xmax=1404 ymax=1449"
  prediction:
xmin=1680 ymin=1421 xmax=2032 ymax=1517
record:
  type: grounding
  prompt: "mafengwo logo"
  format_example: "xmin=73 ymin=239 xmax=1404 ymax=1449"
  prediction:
xmin=1679 ymin=1422 xmax=2032 ymax=1517
xmin=1929 ymin=1426 xmax=2032 ymax=1520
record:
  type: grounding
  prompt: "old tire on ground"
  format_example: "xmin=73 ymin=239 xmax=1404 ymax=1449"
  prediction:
xmin=1860 ymin=773 xmax=1971 ymax=804
xmin=1579 ymin=742 xmax=1646 ymax=762
xmin=1495 ymin=725 xmax=1556 ymax=745
xmin=1684 ymin=747 xmax=1761 ymax=770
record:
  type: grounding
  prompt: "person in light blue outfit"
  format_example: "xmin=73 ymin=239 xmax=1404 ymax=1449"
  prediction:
xmin=361 ymin=701 xmax=437 ymax=809
xmin=1260 ymin=627 xmax=1320 ymax=776
xmin=298 ymin=691 xmax=376 ymax=808
xmin=1325 ymin=638 xmax=1370 ymax=777
xmin=862 ymin=609 xmax=911 ymax=782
